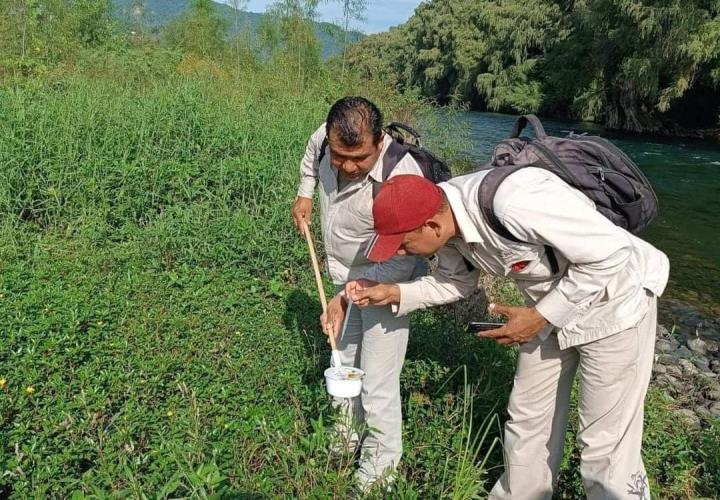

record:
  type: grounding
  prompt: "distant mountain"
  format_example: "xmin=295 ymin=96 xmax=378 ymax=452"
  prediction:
xmin=111 ymin=0 xmax=364 ymax=59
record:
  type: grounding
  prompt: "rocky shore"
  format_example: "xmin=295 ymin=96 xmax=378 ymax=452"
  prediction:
xmin=653 ymin=299 xmax=720 ymax=427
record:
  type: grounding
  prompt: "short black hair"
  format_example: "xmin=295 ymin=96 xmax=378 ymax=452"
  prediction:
xmin=326 ymin=96 xmax=383 ymax=147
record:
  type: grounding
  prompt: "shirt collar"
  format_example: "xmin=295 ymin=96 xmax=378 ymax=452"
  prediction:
xmin=367 ymin=133 xmax=392 ymax=184
xmin=439 ymin=182 xmax=482 ymax=244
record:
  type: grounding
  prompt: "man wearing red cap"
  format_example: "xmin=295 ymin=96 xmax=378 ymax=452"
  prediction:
xmin=291 ymin=97 xmax=426 ymax=489
xmin=345 ymin=172 xmax=669 ymax=499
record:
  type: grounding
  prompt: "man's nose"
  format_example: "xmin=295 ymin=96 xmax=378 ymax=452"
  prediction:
xmin=341 ymin=160 xmax=357 ymax=173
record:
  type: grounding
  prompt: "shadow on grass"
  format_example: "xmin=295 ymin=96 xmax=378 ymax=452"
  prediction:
xmin=282 ymin=288 xmax=519 ymax=487
xmin=282 ymin=289 xmax=328 ymax=388
xmin=402 ymin=309 xmax=518 ymax=486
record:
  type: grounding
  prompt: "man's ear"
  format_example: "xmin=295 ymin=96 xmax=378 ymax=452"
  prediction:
xmin=426 ymin=218 xmax=443 ymax=238
xmin=373 ymin=130 xmax=385 ymax=146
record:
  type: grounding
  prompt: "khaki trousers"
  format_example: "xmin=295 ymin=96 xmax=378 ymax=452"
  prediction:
xmin=332 ymin=294 xmax=410 ymax=488
xmin=490 ymin=293 xmax=657 ymax=500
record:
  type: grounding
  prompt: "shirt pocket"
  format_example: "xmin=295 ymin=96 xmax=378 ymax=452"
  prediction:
xmin=334 ymin=189 xmax=375 ymax=243
xmin=504 ymin=246 xmax=562 ymax=282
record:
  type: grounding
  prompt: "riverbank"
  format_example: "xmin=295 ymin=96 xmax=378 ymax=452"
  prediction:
xmin=655 ymin=299 xmax=720 ymax=423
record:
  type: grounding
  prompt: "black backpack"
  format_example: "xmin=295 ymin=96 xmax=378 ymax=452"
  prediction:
xmin=319 ymin=122 xmax=452 ymax=196
xmin=479 ymin=114 xmax=659 ymax=245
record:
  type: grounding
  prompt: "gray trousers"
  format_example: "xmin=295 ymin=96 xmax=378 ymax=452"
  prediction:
xmin=490 ymin=293 xmax=657 ymax=500
xmin=332 ymin=291 xmax=410 ymax=488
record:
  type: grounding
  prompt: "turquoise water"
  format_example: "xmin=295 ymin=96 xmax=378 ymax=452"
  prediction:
xmin=454 ymin=112 xmax=720 ymax=310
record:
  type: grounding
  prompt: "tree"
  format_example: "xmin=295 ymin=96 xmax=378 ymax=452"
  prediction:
xmin=0 ymin=0 xmax=114 ymax=73
xmin=163 ymin=0 xmax=229 ymax=58
xmin=227 ymin=0 xmax=251 ymax=72
xmin=346 ymin=0 xmax=720 ymax=134
xmin=338 ymin=0 xmax=367 ymax=78
xmin=265 ymin=0 xmax=322 ymax=89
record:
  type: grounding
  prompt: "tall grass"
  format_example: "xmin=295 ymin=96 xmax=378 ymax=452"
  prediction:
xmin=0 ymin=50 xmax=718 ymax=498
xmin=0 ymin=51 xmax=503 ymax=498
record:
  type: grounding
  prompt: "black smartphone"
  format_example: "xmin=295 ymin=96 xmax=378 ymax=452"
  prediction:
xmin=466 ymin=321 xmax=505 ymax=333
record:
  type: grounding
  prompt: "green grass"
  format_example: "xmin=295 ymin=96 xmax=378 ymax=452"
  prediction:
xmin=1 ymin=51 xmax=718 ymax=498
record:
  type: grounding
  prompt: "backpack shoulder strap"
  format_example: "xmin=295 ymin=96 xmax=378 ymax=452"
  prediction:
xmin=510 ymin=114 xmax=548 ymax=140
xmin=372 ymin=139 xmax=408 ymax=198
xmin=478 ymin=165 xmax=527 ymax=243
xmin=318 ymin=136 xmax=329 ymax=164
xmin=479 ymin=165 xmax=559 ymax=273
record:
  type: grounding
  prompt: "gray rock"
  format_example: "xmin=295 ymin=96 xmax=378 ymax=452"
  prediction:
xmin=703 ymin=328 xmax=720 ymax=342
xmin=693 ymin=357 xmax=711 ymax=372
xmin=655 ymin=338 xmax=679 ymax=354
xmin=674 ymin=345 xmax=693 ymax=359
xmin=676 ymin=409 xmax=702 ymax=429
xmin=654 ymin=375 xmax=685 ymax=395
xmin=683 ymin=313 xmax=704 ymax=328
xmin=679 ymin=359 xmax=699 ymax=376
xmin=711 ymin=359 xmax=720 ymax=374
xmin=666 ymin=364 xmax=683 ymax=379
xmin=706 ymin=340 xmax=720 ymax=355
xmin=658 ymin=354 xmax=678 ymax=366
xmin=652 ymin=364 xmax=667 ymax=375
xmin=707 ymin=388 xmax=720 ymax=401
xmin=697 ymin=371 xmax=719 ymax=384
xmin=695 ymin=406 xmax=713 ymax=420
xmin=710 ymin=402 xmax=720 ymax=418
xmin=657 ymin=324 xmax=671 ymax=338
xmin=687 ymin=337 xmax=708 ymax=355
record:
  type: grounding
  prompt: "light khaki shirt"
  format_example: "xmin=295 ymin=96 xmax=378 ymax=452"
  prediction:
xmin=395 ymin=167 xmax=670 ymax=349
xmin=298 ymin=124 xmax=424 ymax=285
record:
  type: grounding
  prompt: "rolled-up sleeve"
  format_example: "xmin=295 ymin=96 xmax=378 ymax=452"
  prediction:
xmin=297 ymin=125 xmax=325 ymax=198
xmin=395 ymin=244 xmax=480 ymax=317
xmin=495 ymin=169 xmax=632 ymax=328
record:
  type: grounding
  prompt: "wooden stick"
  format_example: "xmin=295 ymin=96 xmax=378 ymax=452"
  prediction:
xmin=302 ymin=221 xmax=338 ymax=352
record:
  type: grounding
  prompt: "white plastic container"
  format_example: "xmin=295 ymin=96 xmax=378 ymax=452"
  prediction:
xmin=324 ymin=366 xmax=364 ymax=398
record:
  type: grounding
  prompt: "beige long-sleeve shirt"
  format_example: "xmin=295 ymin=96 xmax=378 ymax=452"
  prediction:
xmin=395 ymin=167 xmax=669 ymax=349
xmin=298 ymin=124 xmax=424 ymax=285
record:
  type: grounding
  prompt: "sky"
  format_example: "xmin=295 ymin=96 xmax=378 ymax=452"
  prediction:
xmin=228 ymin=1 xmax=423 ymax=34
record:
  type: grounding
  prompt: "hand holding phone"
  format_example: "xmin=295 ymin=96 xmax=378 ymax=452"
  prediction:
xmin=466 ymin=321 xmax=506 ymax=333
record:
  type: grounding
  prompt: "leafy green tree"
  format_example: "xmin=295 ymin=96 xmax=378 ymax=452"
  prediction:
xmin=264 ymin=0 xmax=322 ymax=89
xmin=559 ymin=0 xmax=720 ymax=131
xmin=163 ymin=0 xmax=229 ymax=58
xmin=226 ymin=0 xmax=254 ymax=72
xmin=347 ymin=0 xmax=720 ymax=133
xmin=0 ymin=0 xmax=114 ymax=74
xmin=337 ymin=0 xmax=368 ymax=78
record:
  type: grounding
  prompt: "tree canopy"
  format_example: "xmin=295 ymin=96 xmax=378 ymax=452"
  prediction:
xmin=347 ymin=0 xmax=720 ymax=134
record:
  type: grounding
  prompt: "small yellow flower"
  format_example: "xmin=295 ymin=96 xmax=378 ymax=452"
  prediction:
xmin=166 ymin=410 xmax=173 ymax=417
xmin=25 ymin=386 xmax=35 ymax=395
xmin=97 ymin=321 xmax=104 ymax=327
xmin=0 ymin=378 xmax=6 ymax=389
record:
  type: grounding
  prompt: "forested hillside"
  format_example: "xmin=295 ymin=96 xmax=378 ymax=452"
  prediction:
xmin=111 ymin=0 xmax=364 ymax=59
xmin=347 ymin=0 xmax=720 ymax=136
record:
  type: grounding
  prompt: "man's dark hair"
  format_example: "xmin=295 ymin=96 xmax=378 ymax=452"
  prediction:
xmin=326 ymin=96 xmax=383 ymax=147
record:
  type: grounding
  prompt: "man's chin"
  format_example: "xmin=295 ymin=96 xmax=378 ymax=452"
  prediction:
xmin=340 ymin=172 xmax=367 ymax=181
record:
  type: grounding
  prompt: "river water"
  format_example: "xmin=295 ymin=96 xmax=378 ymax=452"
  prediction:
xmin=452 ymin=111 xmax=720 ymax=312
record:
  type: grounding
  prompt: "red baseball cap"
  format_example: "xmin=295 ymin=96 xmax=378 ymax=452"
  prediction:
xmin=366 ymin=175 xmax=444 ymax=262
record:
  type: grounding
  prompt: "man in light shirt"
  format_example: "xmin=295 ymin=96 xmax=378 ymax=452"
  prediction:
xmin=291 ymin=97 xmax=425 ymax=488
xmin=345 ymin=172 xmax=669 ymax=499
